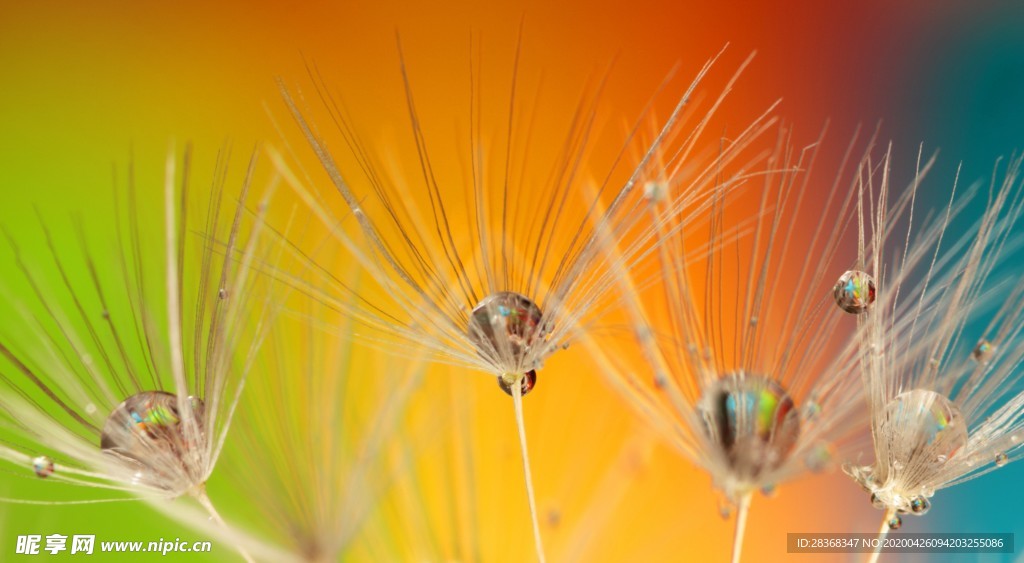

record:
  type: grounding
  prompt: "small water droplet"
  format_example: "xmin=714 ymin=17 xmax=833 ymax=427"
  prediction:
xmin=888 ymin=515 xmax=902 ymax=530
xmin=760 ymin=484 xmax=776 ymax=497
xmin=218 ymin=288 xmax=228 ymax=299
xmin=935 ymin=454 xmax=948 ymax=464
xmin=1012 ymin=434 xmax=1020 ymax=444
xmin=85 ymin=403 xmax=97 ymax=415
xmin=893 ymin=460 xmax=905 ymax=471
xmin=101 ymin=310 xmax=110 ymax=320
xmin=497 ymin=371 xmax=537 ymax=397
xmin=910 ymin=496 xmax=931 ymax=515
xmin=833 ymin=270 xmax=876 ymax=314
xmin=32 ymin=456 xmax=54 ymax=478
xmin=995 ymin=452 xmax=1009 ymax=467
xmin=971 ymin=339 xmax=996 ymax=363
xmin=749 ymin=316 xmax=758 ymax=326
xmin=718 ymin=498 xmax=733 ymax=519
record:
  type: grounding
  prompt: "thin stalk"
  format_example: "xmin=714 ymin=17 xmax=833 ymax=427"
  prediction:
xmin=731 ymin=492 xmax=752 ymax=563
xmin=512 ymin=378 xmax=546 ymax=563
xmin=194 ymin=487 xmax=256 ymax=563
xmin=866 ymin=508 xmax=896 ymax=563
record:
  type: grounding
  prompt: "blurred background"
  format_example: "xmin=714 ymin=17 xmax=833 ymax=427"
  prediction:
xmin=1 ymin=0 xmax=1023 ymax=560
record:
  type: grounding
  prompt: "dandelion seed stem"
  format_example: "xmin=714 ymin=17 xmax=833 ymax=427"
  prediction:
xmin=867 ymin=508 xmax=896 ymax=563
xmin=512 ymin=376 xmax=546 ymax=563
xmin=731 ymin=492 xmax=752 ymax=563
xmin=194 ymin=487 xmax=255 ymax=563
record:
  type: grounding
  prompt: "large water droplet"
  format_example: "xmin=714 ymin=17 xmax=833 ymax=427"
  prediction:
xmin=100 ymin=391 xmax=205 ymax=489
xmin=468 ymin=292 xmax=546 ymax=376
xmin=833 ymin=270 xmax=876 ymax=314
xmin=879 ymin=389 xmax=967 ymax=473
xmin=697 ymin=374 xmax=800 ymax=479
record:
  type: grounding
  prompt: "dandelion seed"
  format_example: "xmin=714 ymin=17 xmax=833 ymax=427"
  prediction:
xmin=840 ymin=149 xmax=1024 ymax=563
xmin=221 ymin=299 xmax=426 ymax=562
xmin=0 ymin=148 xmax=280 ymax=562
xmin=582 ymin=128 xmax=876 ymax=562
xmin=269 ymin=39 xmax=777 ymax=562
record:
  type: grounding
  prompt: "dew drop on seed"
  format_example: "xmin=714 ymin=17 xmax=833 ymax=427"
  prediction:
xmin=880 ymin=389 xmax=967 ymax=471
xmin=910 ymin=496 xmax=930 ymax=515
xmin=467 ymin=291 xmax=546 ymax=373
xmin=888 ymin=515 xmax=902 ymax=530
xmin=833 ymin=270 xmax=876 ymax=314
xmin=100 ymin=391 xmax=206 ymax=488
xmin=971 ymin=340 xmax=995 ymax=363
xmin=497 ymin=371 xmax=537 ymax=397
xmin=995 ymin=452 xmax=1009 ymax=467
xmin=697 ymin=373 xmax=800 ymax=479
xmin=32 ymin=455 xmax=54 ymax=478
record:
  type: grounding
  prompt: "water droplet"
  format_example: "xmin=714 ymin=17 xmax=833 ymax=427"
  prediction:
xmin=888 ymin=515 xmax=902 ymax=530
xmin=749 ymin=316 xmax=758 ymax=327
xmin=1012 ymin=434 xmax=1020 ymax=444
xmin=101 ymin=391 xmax=206 ymax=490
xmin=971 ymin=339 xmax=996 ymax=363
xmin=760 ymin=484 xmax=776 ymax=497
xmin=85 ymin=403 xmax=97 ymax=415
xmin=218 ymin=288 xmax=228 ymax=299
xmin=995 ymin=452 xmax=1008 ymax=467
xmin=642 ymin=181 xmax=669 ymax=202
xmin=497 ymin=371 xmax=537 ymax=397
xmin=910 ymin=496 xmax=931 ymax=515
xmin=468 ymin=292 xmax=546 ymax=375
xmin=32 ymin=456 xmax=54 ymax=478
xmin=870 ymin=493 xmax=886 ymax=509
xmin=833 ymin=270 xmax=876 ymax=314
xmin=880 ymin=390 xmax=967 ymax=474
xmin=547 ymin=509 xmax=561 ymax=528
xmin=101 ymin=310 xmax=110 ymax=320
xmin=893 ymin=460 xmax=905 ymax=471
xmin=718 ymin=498 xmax=733 ymax=519
xmin=697 ymin=373 xmax=800 ymax=479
